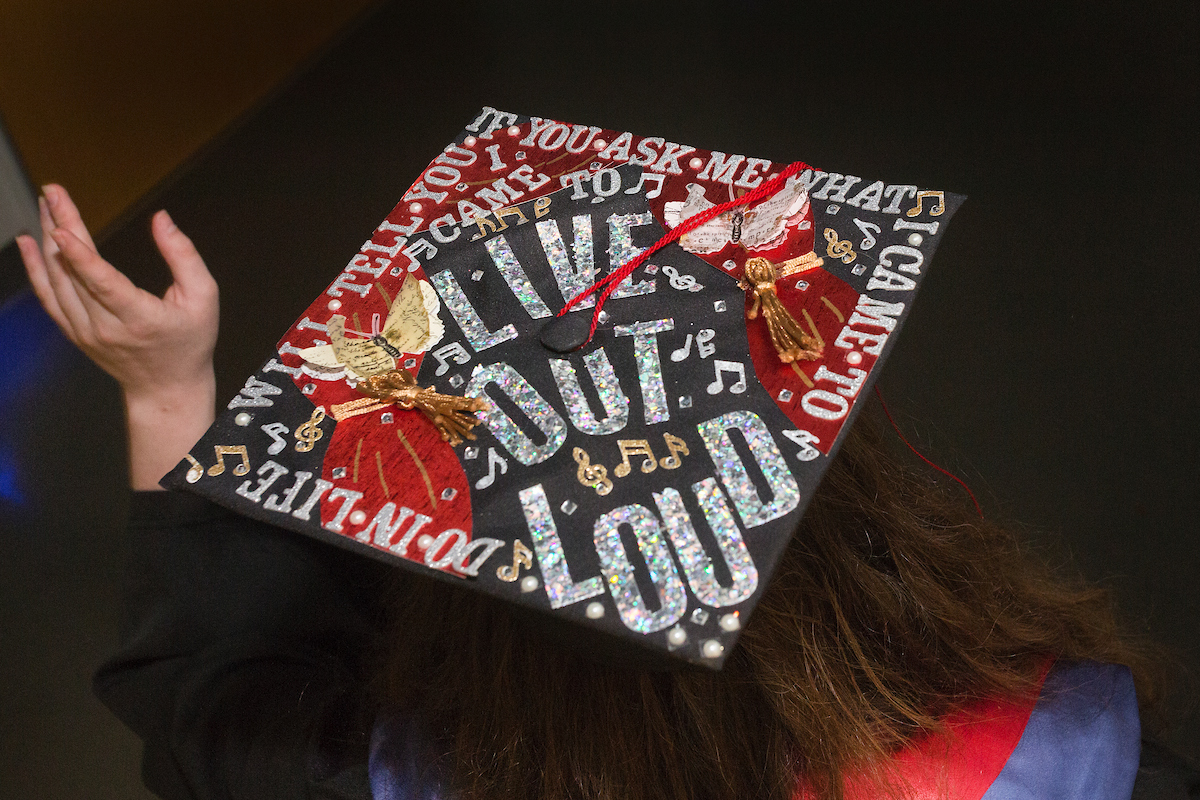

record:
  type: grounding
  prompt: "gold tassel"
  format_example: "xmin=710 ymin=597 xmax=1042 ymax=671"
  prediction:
xmin=357 ymin=368 xmax=485 ymax=447
xmin=743 ymin=257 xmax=823 ymax=363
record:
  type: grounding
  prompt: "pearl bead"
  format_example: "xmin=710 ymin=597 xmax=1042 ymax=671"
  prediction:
xmin=701 ymin=639 xmax=724 ymax=659
xmin=417 ymin=534 xmax=434 ymax=550
xmin=327 ymin=299 xmax=341 ymax=311
xmin=585 ymin=601 xmax=605 ymax=619
xmin=846 ymin=351 xmax=863 ymax=365
xmin=234 ymin=412 xmax=252 ymax=426
xmin=348 ymin=510 xmax=367 ymax=525
xmin=719 ymin=613 xmax=741 ymax=632
xmin=593 ymin=139 xmax=607 ymax=150
xmin=520 ymin=575 xmax=539 ymax=593
xmin=463 ymin=135 xmax=477 ymax=147
xmin=507 ymin=125 xmax=521 ymax=136
xmin=688 ymin=157 xmax=704 ymax=170
xmin=907 ymin=233 xmax=924 ymax=246
xmin=409 ymin=202 xmax=422 ymax=213
xmin=666 ymin=626 xmax=687 ymax=646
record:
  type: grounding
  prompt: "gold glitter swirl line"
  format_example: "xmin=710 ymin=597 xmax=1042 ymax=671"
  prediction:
xmin=376 ymin=282 xmax=392 ymax=309
xmin=353 ymin=438 xmax=363 ymax=483
xmin=375 ymin=451 xmax=391 ymax=499
xmin=800 ymin=309 xmax=825 ymax=350
xmin=352 ymin=312 xmax=363 ymax=335
xmin=790 ymin=363 xmax=815 ymax=388
xmin=396 ymin=428 xmax=438 ymax=509
xmin=821 ymin=296 xmax=844 ymax=323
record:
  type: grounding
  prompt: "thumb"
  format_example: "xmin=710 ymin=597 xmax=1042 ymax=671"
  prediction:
xmin=152 ymin=210 xmax=216 ymax=298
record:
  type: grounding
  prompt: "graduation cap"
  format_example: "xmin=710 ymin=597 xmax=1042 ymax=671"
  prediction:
xmin=165 ymin=108 xmax=963 ymax=668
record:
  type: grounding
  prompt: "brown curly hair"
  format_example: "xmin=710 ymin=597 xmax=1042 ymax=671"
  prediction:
xmin=376 ymin=406 xmax=1158 ymax=799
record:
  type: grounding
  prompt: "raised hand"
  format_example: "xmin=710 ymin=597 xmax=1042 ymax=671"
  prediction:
xmin=16 ymin=185 xmax=220 ymax=489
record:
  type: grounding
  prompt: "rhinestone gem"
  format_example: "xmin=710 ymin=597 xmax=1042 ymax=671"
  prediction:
xmin=449 ymin=374 xmax=464 ymax=388
xmin=403 ymin=358 xmax=417 ymax=369
xmin=713 ymin=300 xmax=726 ymax=313
xmin=690 ymin=608 xmax=710 ymax=626
xmin=463 ymin=446 xmax=479 ymax=460
xmin=302 ymin=383 xmax=316 ymax=395
xmin=796 ymin=280 xmax=809 ymax=291
xmin=825 ymin=204 xmax=840 ymax=214
xmin=560 ymin=500 xmax=578 ymax=515
xmin=441 ymin=487 xmax=457 ymax=501
xmin=332 ymin=467 xmax=347 ymax=479
xmin=380 ymin=412 xmax=394 ymax=423
xmin=678 ymin=395 xmax=692 ymax=409
xmin=471 ymin=269 xmax=484 ymax=281
xmin=777 ymin=389 xmax=793 ymax=402
xmin=851 ymin=264 xmax=867 ymax=276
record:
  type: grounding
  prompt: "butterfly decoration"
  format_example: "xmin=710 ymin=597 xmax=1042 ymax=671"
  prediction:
xmin=299 ymin=275 xmax=445 ymax=380
xmin=663 ymin=179 xmax=811 ymax=255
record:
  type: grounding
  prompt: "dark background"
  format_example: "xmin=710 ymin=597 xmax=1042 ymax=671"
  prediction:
xmin=1 ymin=0 xmax=1196 ymax=796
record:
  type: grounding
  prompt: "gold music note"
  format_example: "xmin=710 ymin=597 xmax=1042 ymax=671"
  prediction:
xmin=906 ymin=190 xmax=945 ymax=217
xmin=496 ymin=539 xmax=534 ymax=582
xmin=614 ymin=439 xmax=658 ymax=478
xmin=573 ymin=447 xmax=613 ymax=495
xmin=294 ymin=406 xmax=326 ymax=452
xmin=184 ymin=454 xmax=204 ymax=483
xmin=658 ymin=433 xmax=689 ymax=469
xmin=823 ymin=228 xmax=857 ymax=263
xmin=206 ymin=445 xmax=250 ymax=477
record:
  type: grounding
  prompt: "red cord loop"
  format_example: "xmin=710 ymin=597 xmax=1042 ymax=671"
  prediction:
xmin=558 ymin=161 xmax=814 ymax=346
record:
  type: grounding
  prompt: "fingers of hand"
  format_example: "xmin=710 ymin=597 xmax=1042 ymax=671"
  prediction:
xmin=49 ymin=227 xmax=139 ymax=317
xmin=42 ymin=184 xmax=97 ymax=250
xmin=16 ymin=233 xmax=74 ymax=336
xmin=153 ymin=210 xmax=216 ymax=299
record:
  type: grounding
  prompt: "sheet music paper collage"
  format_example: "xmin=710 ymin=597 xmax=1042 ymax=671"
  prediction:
xmin=166 ymin=108 xmax=963 ymax=667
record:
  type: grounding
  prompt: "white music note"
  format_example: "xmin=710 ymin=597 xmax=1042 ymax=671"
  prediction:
xmin=853 ymin=218 xmax=881 ymax=250
xmin=634 ymin=172 xmax=665 ymax=199
xmin=696 ymin=328 xmax=716 ymax=358
xmin=706 ymin=360 xmax=747 ymax=395
xmin=670 ymin=334 xmax=693 ymax=362
xmin=782 ymin=429 xmax=822 ymax=461
xmin=261 ymin=422 xmax=290 ymax=455
xmin=474 ymin=447 xmax=508 ymax=490
xmin=432 ymin=342 xmax=472 ymax=377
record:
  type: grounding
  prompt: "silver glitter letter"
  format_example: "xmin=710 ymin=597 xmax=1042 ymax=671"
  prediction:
xmin=430 ymin=270 xmax=518 ymax=352
xmin=614 ymin=319 xmax=673 ymax=424
xmin=485 ymin=234 xmax=552 ymax=319
xmin=548 ymin=349 xmax=630 ymax=435
xmin=594 ymin=504 xmax=687 ymax=634
xmin=608 ymin=212 xmax=657 ymax=299
xmin=697 ymin=411 xmax=800 ymax=528
xmin=519 ymin=484 xmax=603 ymax=608
xmin=537 ymin=214 xmax=596 ymax=308
xmin=468 ymin=363 xmax=567 ymax=465
xmin=653 ymin=480 xmax=757 ymax=608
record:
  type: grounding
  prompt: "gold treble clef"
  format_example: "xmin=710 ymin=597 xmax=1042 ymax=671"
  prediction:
xmin=573 ymin=447 xmax=613 ymax=496
xmin=295 ymin=406 xmax=327 ymax=453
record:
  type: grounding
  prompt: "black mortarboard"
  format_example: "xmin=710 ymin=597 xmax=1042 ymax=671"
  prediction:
xmin=165 ymin=108 xmax=963 ymax=668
